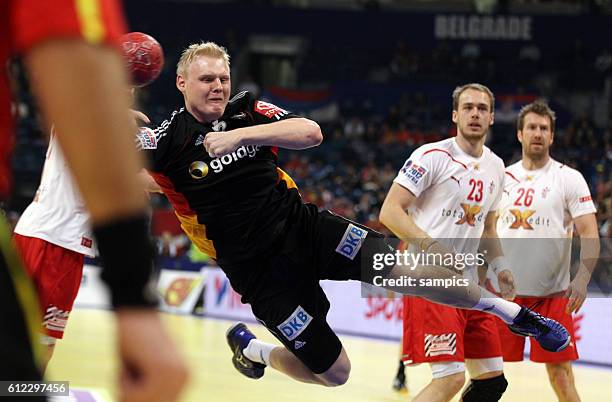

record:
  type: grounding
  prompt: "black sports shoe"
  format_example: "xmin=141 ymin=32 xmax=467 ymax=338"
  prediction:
xmin=508 ymin=306 xmax=570 ymax=352
xmin=226 ymin=322 xmax=266 ymax=379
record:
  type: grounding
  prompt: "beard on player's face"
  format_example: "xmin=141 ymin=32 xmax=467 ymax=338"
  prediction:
xmin=523 ymin=140 xmax=550 ymax=160
xmin=520 ymin=130 xmax=552 ymax=161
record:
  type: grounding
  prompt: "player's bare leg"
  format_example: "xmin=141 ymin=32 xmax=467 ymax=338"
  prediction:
xmin=413 ymin=371 xmax=465 ymax=402
xmin=227 ymin=323 xmax=350 ymax=386
xmin=269 ymin=347 xmax=350 ymax=386
xmin=546 ymin=361 xmax=580 ymax=402
xmin=392 ymin=350 xmax=408 ymax=393
xmin=379 ymin=260 xmax=569 ymax=354
xmin=383 ymin=262 xmax=519 ymax=322
xmin=40 ymin=337 xmax=56 ymax=373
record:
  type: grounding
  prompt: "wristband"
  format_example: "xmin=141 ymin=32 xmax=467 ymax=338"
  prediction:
xmin=93 ymin=214 xmax=158 ymax=308
xmin=489 ymin=256 xmax=510 ymax=275
xmin=418 ymin=237 xmax=437 ymax=252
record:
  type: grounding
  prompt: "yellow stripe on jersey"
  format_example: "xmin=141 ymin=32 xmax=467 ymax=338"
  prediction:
xmin=277 ymin=167 xmax=298 ymax=190
xmin=0 ymin=215 xmax=43 ymax=368
xmin=175 ymin=168 xmax=298 ymax=260
xmin=175 ymin=211 xmax=217 ymax=259
xmin=75 ymin=0 xmax=105 ymax=44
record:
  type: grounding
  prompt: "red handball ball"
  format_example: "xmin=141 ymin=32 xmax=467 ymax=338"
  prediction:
xmin=120 ymin=32 xmax=164 ymax=87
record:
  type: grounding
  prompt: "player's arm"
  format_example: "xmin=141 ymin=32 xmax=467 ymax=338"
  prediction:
xmin=480 ymin=211 xmax=505 ymax=260
xmin=379 ymin=183 xmax=454 ymax=257
xmin=27 ymin=41 xmax=146 ymax=222
xmin=204 ymin=117 xmax=322 ymax=157
xmin=480 ymin=211 xmax=516 ymax=300
xmin=566 ymin=213 xmax=600 ymax=313
xmin=379 ymin=183 xmax=428 ymax=243
xmin=25 ymin=39 xmax=188 ymax=402
xmin=564 ymin=169 xmax=600 ymax=312
xmin=130 ymin=111 xmax=162 ymax=193
xmin=240 ymin=117 xmax=322 ymax=149
xmin=574 ymin=213 xmax=600 ymax=278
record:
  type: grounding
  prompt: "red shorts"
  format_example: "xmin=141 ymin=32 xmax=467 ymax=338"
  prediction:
xmin=13 ymin=234 xmax=85 ymax=339
xmin=495 ymin=296 xmax=578 ymax=363
xmin=402 ymin=296 xmax=502 ymax=364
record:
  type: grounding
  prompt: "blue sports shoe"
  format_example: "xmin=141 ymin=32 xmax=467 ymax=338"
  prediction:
xmin=226 ymin=322 xmax=266 ymax=379
xmin=508 ymin=306 xmax=570 ymax=352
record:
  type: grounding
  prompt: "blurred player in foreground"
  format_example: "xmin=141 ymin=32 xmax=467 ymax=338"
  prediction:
xmin=13 ymin=32 xmax=163 ymax=372
xmin=1 ymin=2 xmax=187 ymax=401
xmin=490 ymin=100 xmax=599 ymax=401
xmin=138 ymin=41 xmax=569 ymax=390
xmin=380 ymin=83 xmax=564 ymax=402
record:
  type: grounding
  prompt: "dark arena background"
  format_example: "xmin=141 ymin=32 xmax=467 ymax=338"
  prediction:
xmin=6 ymin=1 xmax=612 ymax=401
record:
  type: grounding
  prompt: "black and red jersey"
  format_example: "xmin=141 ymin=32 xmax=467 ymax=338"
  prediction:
xmin=137 ymin=91 xmax=303 ymax=265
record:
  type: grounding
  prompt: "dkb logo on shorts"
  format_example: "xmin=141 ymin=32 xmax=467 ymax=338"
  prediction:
xmin=335 ymin=223 xmax=368 ymax=260
xmin=277 ymin=306 xmax=312 ymax=341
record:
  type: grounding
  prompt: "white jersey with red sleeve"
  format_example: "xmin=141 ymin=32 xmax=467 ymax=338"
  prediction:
xmin=493 ymin=159 xmax=596 ymax=296
xmin=14 ymin=132 xmax=97 ymax=257
xmin=393 ymin=137 xmax=505 ymax=278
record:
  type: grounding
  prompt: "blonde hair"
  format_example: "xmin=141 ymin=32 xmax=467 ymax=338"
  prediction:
xmin=176 ymin=41 xmax=230 ymax=76
xmin=452 ymin=83 xmax=495 ymax=113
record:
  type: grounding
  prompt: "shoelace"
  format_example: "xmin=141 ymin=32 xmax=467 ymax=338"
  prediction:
xmin=523 ymin=300 xmax=550 ymax=334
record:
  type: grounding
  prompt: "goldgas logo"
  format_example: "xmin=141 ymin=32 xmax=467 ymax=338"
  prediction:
xmin=455 ymin=203 xmax=482 ymax=226
xmin=188 ymin=145 xmax=261 ymax=179
xmin=509 ymin=209 xmax=535 ymax=230
xmin=189 ymin=161 xmax=209 ymax=179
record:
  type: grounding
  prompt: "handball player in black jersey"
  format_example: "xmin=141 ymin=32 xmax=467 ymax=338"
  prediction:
xmin=137 ymin=41 xmax=571 ymax=387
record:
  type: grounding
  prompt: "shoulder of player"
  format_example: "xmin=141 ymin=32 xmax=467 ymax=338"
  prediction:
xmin=415 ymin=138 xmax=455 ymax=160
xmin=505 ymin=160 xmax=521 ymax=171
xmin=224 ymin=90 xmax=251 ymax=113
xmin=151 ymin=107 xmax=186 ymax=135
xmin=554 ymin=160 xmax=587 ymax=183
xmin=483 ymin=146 xmax=505 ymax=170
xmin=412 ymin=139 xmax=471 ymax=172
xmin=552 ymin=159 xmax=573 ymax=172
xmin=504 ymin=161 xmax=522 ymax=184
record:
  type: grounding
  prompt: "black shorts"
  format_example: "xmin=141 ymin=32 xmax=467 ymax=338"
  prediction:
xmin=221 ymin=203 xmax=394 ymax=374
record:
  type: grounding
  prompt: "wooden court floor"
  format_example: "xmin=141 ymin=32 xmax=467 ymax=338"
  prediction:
xmin=47 ymin=309 xmax=611 ymax=402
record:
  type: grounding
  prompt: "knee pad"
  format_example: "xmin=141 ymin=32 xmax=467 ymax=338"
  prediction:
xmin=461 ymin=374 xmax=508 ymax=402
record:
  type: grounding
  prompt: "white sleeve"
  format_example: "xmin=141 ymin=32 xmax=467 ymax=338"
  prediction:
xmin=393 ymin=147 xmax=444 ymax=197
xmin=489 ymin=161 xmax=507 ymax=211
xmin=490 ymin=171 xmax=504 ymax=212
xmin=565 ymin=169 xmax=597 ymax=218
